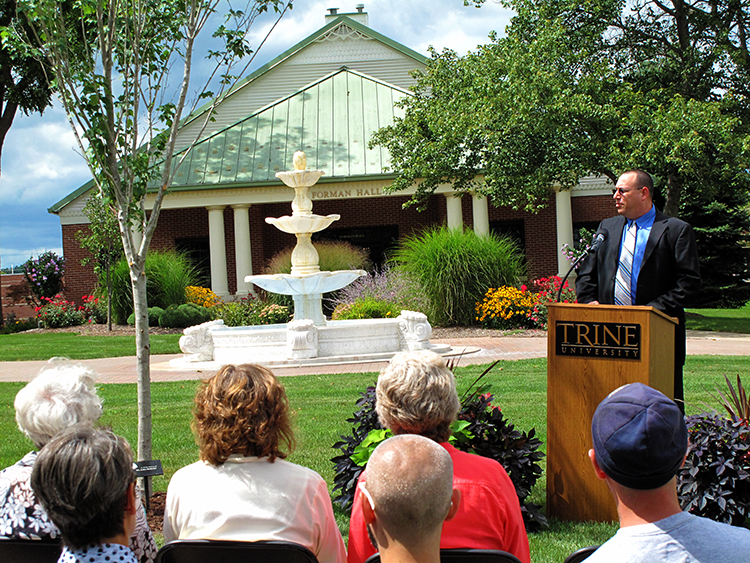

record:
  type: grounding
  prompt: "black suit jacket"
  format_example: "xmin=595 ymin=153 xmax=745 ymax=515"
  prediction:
xmin=576 ymin=210 xmax=701 ymax=364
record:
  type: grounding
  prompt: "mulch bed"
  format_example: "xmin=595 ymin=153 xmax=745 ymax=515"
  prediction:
xmin=145 ymin=491 xmax=166 ymax=534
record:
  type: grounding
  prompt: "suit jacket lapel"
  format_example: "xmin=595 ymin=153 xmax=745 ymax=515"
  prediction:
xmin=642 ymin=210 xmax=668 ymax=265
xmin=605 ymin=217 xmax=626 ymax=278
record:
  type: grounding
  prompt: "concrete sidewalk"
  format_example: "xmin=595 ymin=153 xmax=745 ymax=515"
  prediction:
xmin=0 ymin=330 xmax=747 ymax=383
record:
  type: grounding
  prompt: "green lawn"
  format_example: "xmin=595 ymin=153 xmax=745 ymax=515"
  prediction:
xmin=686 ymin=302 xmax=750 ymax=333
xmin=0 ymin=332 xmax=181 ymax=361
xmin=1 ymin=355 xmax=747 ymax=562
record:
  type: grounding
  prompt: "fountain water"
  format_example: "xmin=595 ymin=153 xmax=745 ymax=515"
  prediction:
xmin=173 ymin=152 xmax=449 ymax=368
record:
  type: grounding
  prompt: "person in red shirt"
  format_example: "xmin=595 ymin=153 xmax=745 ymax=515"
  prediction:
xmin=347 ymin=350 xmax=530 ymax=563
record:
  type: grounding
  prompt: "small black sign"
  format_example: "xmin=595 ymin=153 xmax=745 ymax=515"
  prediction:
xmin=134 ymin=459 xmax=163 ymax=477
xmin=555 ymin=321 xmax=641 ymax=359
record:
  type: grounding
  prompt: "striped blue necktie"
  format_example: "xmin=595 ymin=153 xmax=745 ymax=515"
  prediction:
xmin=614 ymin=221 xmax=637 ymax=306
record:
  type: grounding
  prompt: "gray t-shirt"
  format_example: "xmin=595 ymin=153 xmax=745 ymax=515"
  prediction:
xmin=586 ymin=512 xmax=750 ymax=563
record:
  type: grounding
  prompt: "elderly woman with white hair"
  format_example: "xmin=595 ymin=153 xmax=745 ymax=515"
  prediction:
xmin=347 ymin=350 xmax=531 ymax=563
xmin=0 ymin=359 xmax=157 ymax=563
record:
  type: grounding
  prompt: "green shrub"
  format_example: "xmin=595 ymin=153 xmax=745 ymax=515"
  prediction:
xmin=0 ymin=315 xmax=37 ymax=334
xmin=36 ymin=295 xmax=85 ymax=328
xmin=256 ymin=304 xmax=292 ymax=324
xmin=265 ymin=240 xmax=372 ymax=274
xmin=22 ymin=251 xmax=65 ymax=306
xmin=110 ymin=250 xmax=199 ymax=324
xmin=159 ymin=303 xmax=213 ymax=329
xmin=81 ymin=295 xmax=107 ymax=324
xmin=127 ymin=306 xmax=165 ymax=327
xmin=393 ymin=227 xmax=526 ymax=326
xmin=214 ymin=296 xmax=291 ymax=326
xmin=331 ymin=297 xmax=401 ymax=320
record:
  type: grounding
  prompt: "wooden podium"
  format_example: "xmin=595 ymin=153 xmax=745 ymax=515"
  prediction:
xmin=546 ymin=303 xmax=677 ymax=522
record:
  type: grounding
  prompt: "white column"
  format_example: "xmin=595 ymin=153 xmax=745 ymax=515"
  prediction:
xmin=207 ymin=205 xmax=229 ymax=297
xmin=232 ymin=204 xmax=254 ymax=296
xmin=472 ymin=194 xmax=490 ymax=237
xmin=445 ymin=193 xmax=463 ymax=230
xmin=555 ymin=187 xmax=575 ymax=277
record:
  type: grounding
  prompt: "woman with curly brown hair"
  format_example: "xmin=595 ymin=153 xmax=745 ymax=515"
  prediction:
xmin=163 ymin=364 xmax=345 ymax=563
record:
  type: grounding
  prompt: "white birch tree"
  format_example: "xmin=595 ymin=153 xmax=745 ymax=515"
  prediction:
xmin=16 ymin=0 xmax=291 ymax=466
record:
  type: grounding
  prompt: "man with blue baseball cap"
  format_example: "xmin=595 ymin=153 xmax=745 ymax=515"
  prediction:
xmin=586 ymin=382 xmax=750 ymax=562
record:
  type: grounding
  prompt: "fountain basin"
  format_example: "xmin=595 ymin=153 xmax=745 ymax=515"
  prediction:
xmin=265 ymin=214 xmax=340 ymax=234
xmin=247 ymin=270 xmax=366 ymax=295
xmin=172 ymin=311 xmax=451 ymax=368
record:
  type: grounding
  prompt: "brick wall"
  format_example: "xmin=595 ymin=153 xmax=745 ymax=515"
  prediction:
xmin=1 ymin=273 xmax=37 ymax=319
xmin=61 ymin=224 xmax=99 ymax=306
xmin=572 ymin=195 xmax=616 ymax=224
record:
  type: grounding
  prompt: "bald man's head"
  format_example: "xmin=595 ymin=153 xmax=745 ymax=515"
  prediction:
xmin=364 ymin=434 xmax=454 ymax=544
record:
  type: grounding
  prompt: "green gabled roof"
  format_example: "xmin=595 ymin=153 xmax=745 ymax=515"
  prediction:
xmin=181 ymin=14 xmax=428 ymax=131
xmin=48 ymin=178 xmax=96 ymax=214
xmin=166 ymin=67 xmax=410 ymax=187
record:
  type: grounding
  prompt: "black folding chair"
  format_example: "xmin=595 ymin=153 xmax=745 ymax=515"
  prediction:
xmin=0 ymin=538 xmax=63 ymax=563
xmin=365 ymin=548 xmax=523 ymax=563
xmin=563 ymin=545 xmax=600 ymax=563
xmin=155 ymin=539 xmax=319 ymax=563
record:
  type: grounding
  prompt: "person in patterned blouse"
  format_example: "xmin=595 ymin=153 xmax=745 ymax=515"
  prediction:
xmin=32 ymin=425 xmax=140 ymax=563
xmin=0 ymin=359 xmax=157 ymax=563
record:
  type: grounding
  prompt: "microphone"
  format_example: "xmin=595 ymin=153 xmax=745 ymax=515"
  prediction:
xmin=588 ymin=230 xmax=607 ymax=254
xmin=556 ymin=229 xmax=607 ymax=302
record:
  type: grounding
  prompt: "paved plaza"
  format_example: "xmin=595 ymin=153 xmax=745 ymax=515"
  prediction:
xmin=0 ymin=330 xmax=747 ymax=383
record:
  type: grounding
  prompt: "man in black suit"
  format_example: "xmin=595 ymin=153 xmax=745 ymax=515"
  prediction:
xmin=576 ymin=170 xmax=701 ymax=408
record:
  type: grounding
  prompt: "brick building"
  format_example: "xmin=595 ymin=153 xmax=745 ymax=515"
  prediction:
xmin=49 ymin=7 xmax=614 ymax=305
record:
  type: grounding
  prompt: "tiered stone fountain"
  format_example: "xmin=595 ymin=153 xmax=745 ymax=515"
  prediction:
xmin=174 ymin=152 xmax=448 ymax=368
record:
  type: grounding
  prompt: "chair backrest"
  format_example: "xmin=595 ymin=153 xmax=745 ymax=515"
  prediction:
xmin=155 ymin=539 xmax=319 ymax=563
xmin=563 ymin=545 xmax=600 ymax=563
xmin=0 ymin=538 xmax=63 ymax=563
xmin=365 ymin=548 xmax=524 ymax=563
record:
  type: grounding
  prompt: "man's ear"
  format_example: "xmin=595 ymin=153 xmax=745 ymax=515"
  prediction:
xmin=445 ymin=489 xmax=461 ymax=522
xmin=588 ymin=449 xmax=608 ymax=480
xmin=125 ymin=482 xmax=137 ymax=515
xmin=361 ymin=490 xmax=376 ymax=526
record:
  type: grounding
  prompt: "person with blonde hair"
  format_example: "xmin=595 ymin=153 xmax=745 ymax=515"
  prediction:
xmin=0 ymin=359 xmax=156 ymax=563
xmin=163 ymin=364 xmax=346 ymax=563
xmin=347 ymin=350 xmax=530 ymax=563
xmin=361 ymin=435 xmax=460 ymax=563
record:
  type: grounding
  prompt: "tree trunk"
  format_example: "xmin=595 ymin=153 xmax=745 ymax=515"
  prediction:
xmin=106 ymin=264 xmax=112 ymax=331
xmin=664 ymin=174 xmax=683 ymax=217
xmin=131 ymin=265 xmax=152 ymax=471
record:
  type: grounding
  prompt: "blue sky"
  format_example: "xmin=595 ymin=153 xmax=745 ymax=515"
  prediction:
xmin=0 ymin=0 xmax=513 ymax=270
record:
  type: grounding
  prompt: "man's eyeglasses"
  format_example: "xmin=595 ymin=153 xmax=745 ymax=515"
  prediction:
xmin=612 ymin=186 xmax=644 ymax=195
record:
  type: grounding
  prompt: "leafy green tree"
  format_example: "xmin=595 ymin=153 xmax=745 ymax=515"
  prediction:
xmin=0 ymin=0 xmax=53 ymax=324
xmin=15 ymin=0 xmax=291 ymax=467
xmin=372 ymin=0 xmax=750 ymax=305
xmin=374 ymin=0 xmax=750 ymax=216
xmin=76 ymin=190 xmax=123 ymax=330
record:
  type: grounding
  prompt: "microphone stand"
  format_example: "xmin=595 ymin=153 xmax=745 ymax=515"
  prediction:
xmin=557 ymin=254 xmax=587 ymax=303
